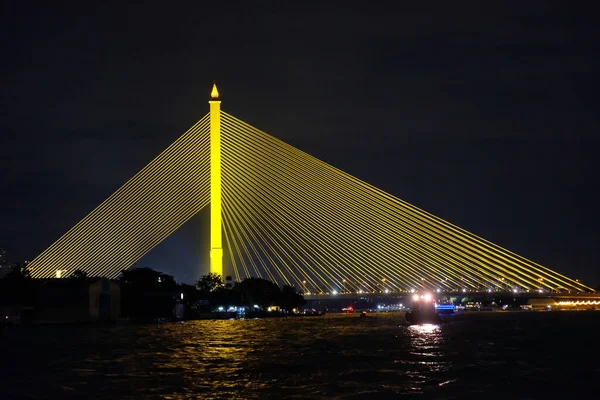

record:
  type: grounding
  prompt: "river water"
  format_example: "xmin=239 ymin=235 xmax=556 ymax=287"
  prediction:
xmin=1 ymin=312 xmax=598 ymax=399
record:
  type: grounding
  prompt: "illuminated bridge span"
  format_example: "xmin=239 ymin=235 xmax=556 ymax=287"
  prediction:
xmin=27 ymin=85 xmax=594 ymax=293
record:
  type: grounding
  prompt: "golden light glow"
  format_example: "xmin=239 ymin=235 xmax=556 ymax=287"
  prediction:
xmin=211 ymin=83 xmax=219 ymax=99
xmin=209 ymin=83 xmax=223 ymax=277
xmin=556 ymin=300 xmax=600 ymax=306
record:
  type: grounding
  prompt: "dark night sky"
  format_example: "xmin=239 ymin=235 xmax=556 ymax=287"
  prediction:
xmin=1 ymin=1 xmax=598 ymax=285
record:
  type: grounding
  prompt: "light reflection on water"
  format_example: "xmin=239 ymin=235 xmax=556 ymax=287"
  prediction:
xmin=408 ymin=323 xmax=440 ymax=335
xmin=407 ymin=323 xmax=446 ymax=364
xmin=2 ymin=312 xmax=600 ymax=399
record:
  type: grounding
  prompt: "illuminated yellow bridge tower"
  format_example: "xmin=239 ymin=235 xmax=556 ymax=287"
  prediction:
xmin=209 ymin=83 xmax=223 ymax=277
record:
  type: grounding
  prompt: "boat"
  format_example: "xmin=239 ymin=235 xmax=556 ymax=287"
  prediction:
xmin=435 ymin=303 xmax=455 ymax=315
xmin=405 ymin=293 xmax=442 ymax=325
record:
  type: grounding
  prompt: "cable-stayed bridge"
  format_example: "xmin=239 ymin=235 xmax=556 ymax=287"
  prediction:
xmin=26 ymin=85 xmax=594 ymax=294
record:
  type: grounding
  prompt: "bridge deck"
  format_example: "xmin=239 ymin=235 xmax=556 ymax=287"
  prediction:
xmin=304 ymin=292 xmax=600 ymax=301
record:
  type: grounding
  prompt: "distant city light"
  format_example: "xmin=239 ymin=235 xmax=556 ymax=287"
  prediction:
xmin=436 ymin=288 xmax=441 ymax=293
xmin=180 ymin=293 xmax=184 ymax=300
xmin=462 ymin=288 xmax=467 ymax=293
xmin=217 ymin=306 xmax=224 ymax=312
xmin=513 ymin=288 xmax=518 ymax=293
xmin=412 ymin=294 xmax=420 ymax=301
xmin=410 ymin=289 xmax=416 ymax=293
xmin=423 ymin=293 xmax=432 ymax=302
xmin=384 ymin=289 xmax=390 ymax=294
xmin=332 ymin=290 xmax=338 ymax=295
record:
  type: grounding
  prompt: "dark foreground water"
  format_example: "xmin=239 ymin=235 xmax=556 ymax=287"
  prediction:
xmin=1 ymin=312 xmax=599 ymax=399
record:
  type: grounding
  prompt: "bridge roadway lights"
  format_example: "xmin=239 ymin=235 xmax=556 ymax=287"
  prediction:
xmin=303 ymin=291 xmax=600 ymax=301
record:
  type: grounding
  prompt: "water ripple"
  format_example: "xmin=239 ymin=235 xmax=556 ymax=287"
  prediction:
xmin=2 ymin=312 xmax=600 ymax=398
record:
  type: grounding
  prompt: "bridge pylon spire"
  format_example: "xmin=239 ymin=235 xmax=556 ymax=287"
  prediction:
xmin=209 ymin=83 xmax=223 ymax=277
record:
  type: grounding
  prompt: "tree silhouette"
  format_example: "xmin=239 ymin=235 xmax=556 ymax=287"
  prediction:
xmin=0 ymin=265 xmax=33 ymax=306
xmin=235 ymin=278 xmax=281 ymax=307
xmin=279 ymin=284 xmax=306 ymax=311
xmin=120 ymin=267 xmax=177 ymax=290
xmin=70 ymin=269 xmax=88 ymax=279
xmin=196 ymin=273 xmax=223 ymax=294
xmin=119 ymin=267 xmax=178 ymax=320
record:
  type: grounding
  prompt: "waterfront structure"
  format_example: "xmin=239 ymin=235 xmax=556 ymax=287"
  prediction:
xmin=0 ymin=257 xmax=29 ymax=279
xmin=0 ymin=265 xmax=16 ymax=279
xmin=1 ymin=278 xmax=120 ymax=324
xmin=0 ymin=249 xmax=12 ymax=278
xmin=24 ymin=86 xmax=594 ymax=294
xmin=36 ymin=278 xmax=120 ymax=323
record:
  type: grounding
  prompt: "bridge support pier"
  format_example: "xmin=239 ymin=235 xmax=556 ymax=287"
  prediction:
xmin=209 ymin=84 xmax=223 ymax=277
